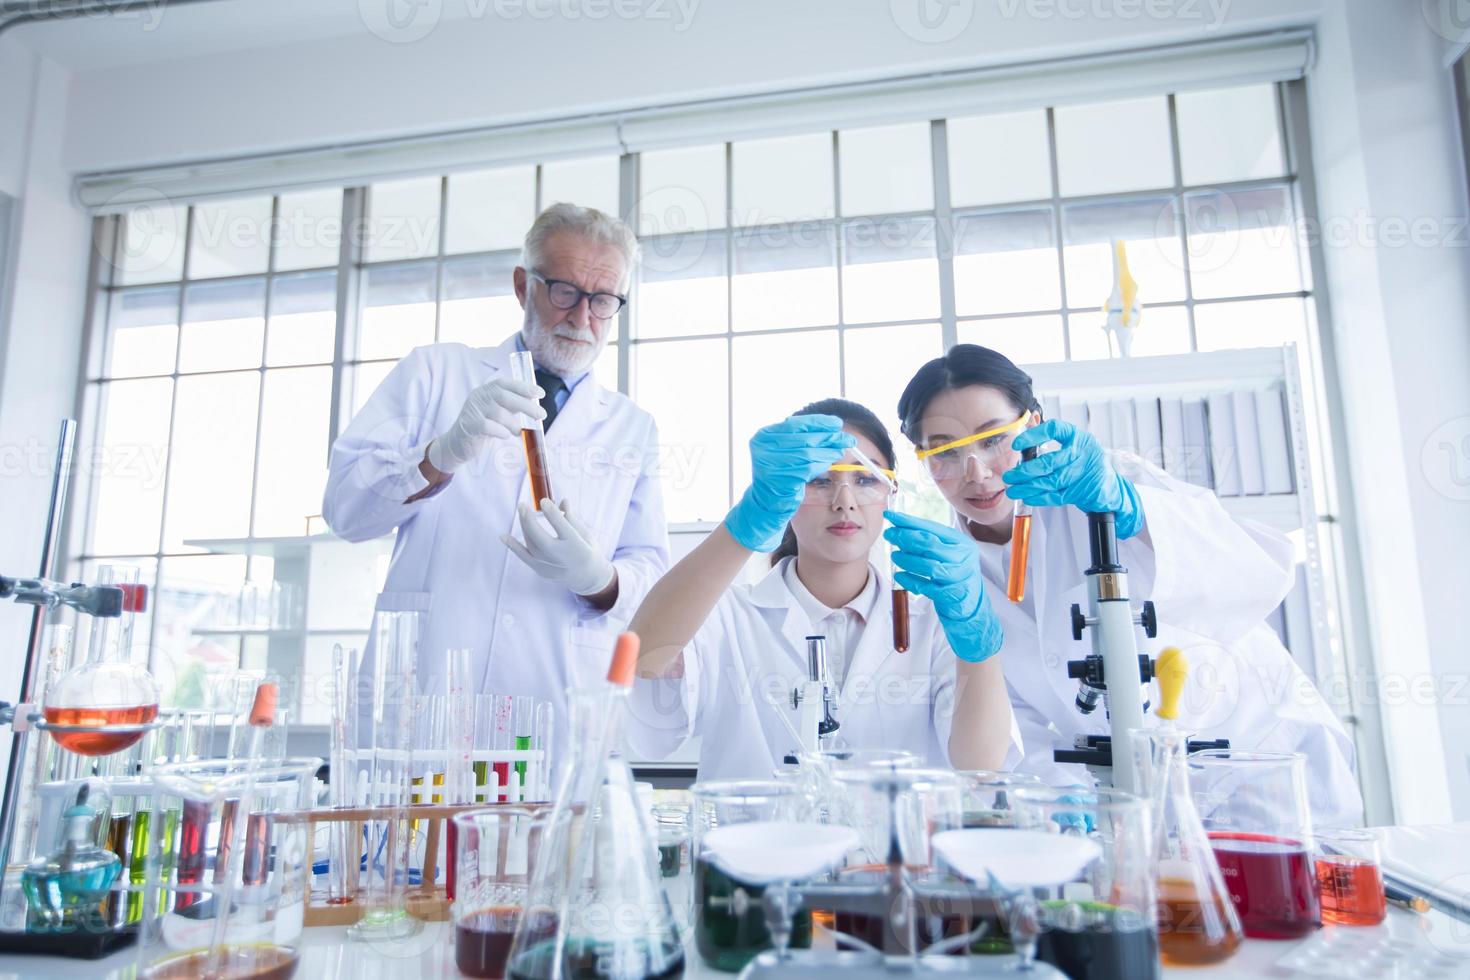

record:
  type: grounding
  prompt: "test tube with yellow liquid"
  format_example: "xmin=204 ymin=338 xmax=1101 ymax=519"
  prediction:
xmin=509 ymin=350 xmax=553 ymax=510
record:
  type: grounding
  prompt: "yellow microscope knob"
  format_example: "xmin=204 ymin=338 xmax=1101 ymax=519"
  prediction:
xmin=1155 ymin=646 xmax=1187 ymax=721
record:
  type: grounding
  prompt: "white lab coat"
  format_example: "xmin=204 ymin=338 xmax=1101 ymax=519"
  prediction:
xmin=323 ymin=335 xmax=670 ymax=742
xmin=977 ymin=452 xmax=1363 ymax=827
xmin=624 ymin=557 xmax=1023 ymax=782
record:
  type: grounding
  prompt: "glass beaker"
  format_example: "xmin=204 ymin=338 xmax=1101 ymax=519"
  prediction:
xmin=1188 ymin=749 xmax=1320 ymax=939
xmin=42 ymin=564 xmax=159 ymax=757
xmin=453 ymin=806 xmax=557 ymax=979
xmin=1012 ymin=786 xmax=1161 ymax=980
xmin=1130 ymin=729 xmax=1242 ymax=964
xmin=652 ymin=803 xmax=689 ymax=880
xmin=690 ymin=779 xmax=812 ymax=972
xmin=828 ymin=766 xmax=965 ymax=955
xmin=136 ymin=756 xmax=320 ymax=979
xmin=1313 ymin=828 xmax=1385 ymax=926
xmin=506 ymin=669 xmax=684 ymax=980
xmin=957 ymin=770 xmax=1044 ymax=829
xmin=349 ymin=608 xmax=420 ymax=941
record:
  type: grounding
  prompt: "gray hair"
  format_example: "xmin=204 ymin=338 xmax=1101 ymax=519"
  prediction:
xmin=521 ymin=202 xmax=640 ymax=287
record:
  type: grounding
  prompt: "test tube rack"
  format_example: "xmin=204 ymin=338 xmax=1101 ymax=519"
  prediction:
xmin=286 ymin=800 xmax=552 ymax=926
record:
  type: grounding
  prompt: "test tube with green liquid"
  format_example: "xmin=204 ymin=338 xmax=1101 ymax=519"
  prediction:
xmin=512 ymin=696 xmax=533 ymax=790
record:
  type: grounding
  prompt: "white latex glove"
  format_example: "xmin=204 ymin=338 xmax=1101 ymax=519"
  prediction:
xmin=502 ymin=499 xmax=615 ymax=597
xmin=427 ymin=377 xmax=545 ymax=475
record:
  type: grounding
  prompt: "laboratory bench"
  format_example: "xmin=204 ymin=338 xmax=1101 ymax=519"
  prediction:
xmin=0 ymin=865 xmax=1465 ymax=980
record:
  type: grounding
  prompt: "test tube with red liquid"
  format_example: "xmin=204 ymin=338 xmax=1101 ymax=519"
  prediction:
xmin=508 ymin=350 xmax=553 ymax=511
xmin=1007 ymin=446 xmax=1039 ymax=603
xmin=889 ymin=490 xmax=909 ymax=654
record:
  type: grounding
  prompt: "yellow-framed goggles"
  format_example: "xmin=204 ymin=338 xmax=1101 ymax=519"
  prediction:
xmin=914 ymin=411 xmax=1029 ymax=461
xmin=829 ymin=463 xmax=897 ymax=479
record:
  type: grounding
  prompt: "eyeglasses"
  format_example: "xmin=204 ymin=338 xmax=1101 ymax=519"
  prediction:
xmin=529 ymin=270 xmax=627 ymax=321
xmin=802 ymin=467 xmax=894 ymax=507
xmin=916 ymin=412 xmax=1028 ymax=482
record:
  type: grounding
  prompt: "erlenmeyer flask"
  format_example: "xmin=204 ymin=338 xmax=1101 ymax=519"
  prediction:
xmin=506 ymin=633 xmax=684 ymax=980
xmin=1131 ymin=727 xmax=1242 ymax=965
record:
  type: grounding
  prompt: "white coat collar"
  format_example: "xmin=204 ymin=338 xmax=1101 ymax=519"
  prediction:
xmin=781 ymin=556 xmax=882 ymax=627
xmin=478 ymin=333 xmax=612 ymax=417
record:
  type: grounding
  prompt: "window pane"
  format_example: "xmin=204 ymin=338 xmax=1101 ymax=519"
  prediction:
xmin=953 ymin=208 xmax=1060 ymax=315
xmin=1065 ymin=306 xmax=1189 ymax=360
xmin=841 ymin=216 xmax=939 ymax=323
xmin=592 ymin=337 xmax=618 ymax=390
xmin=1054 ymin=96 xmax=1173 ymax=197
xmin=446 ymin=165 xmax=536 ymax=254
xmin=1062 ymin=197 xmax=1186 ymax=307
xmin=359 ymin=261 xmax=436 ymax=360
xmin=1185 ymin=185 xmax=1302 ymax=300
xmin=731 ymin=331 xmax=840 ymax=490
xmin=1126 ymin=304 xmax=1192 ymax=357
xmin=254 ymin=366 xmax=332 ymax=537
xmin=947 ymin=109 xmax=1052 ymax=207
xmin=632 ymin=338 xmax=729 ymax=522
xmin=274 ymin=188 xmax=343 ymax=272
xmin=636 ymin=231 xmax=728 ymax=339
xmin=959 ymin=314 xmax=1066 ymax=366
xmin=107 ymin=286 xmax=179 ymax=377
xmin=1194 ymin=297 xmax=1309 ymax=353
xmin=154 ymin=554 xmax=248 ymax=707
xmin=187 ymin=196 xmax=272 ymax=279
xmin=178 ymin=278 xmax=266 ymax=373
xmin=839 ymin=122 xmax=933 ymax=216
xmin=163 ymin=372 xmax=260 ymax=549
xmin=351 ymin=360 xmax=396 ymax=415
xmin=540 ymin=156 xmax=619 ymax=216
xmin=439 ymin=252 xmax=521 ymax=348
xmin=842 ymin=324 xmax=943 ymax=451
xmin=117 ymin=201 xmax=186 ymax=285
xmin=639 ymin=143 xmax=726 ymax=234
xmin=731 ymin=223 xmax=837 ymax=331
xmin=732 ymin=133 xmax=834 ymax=226
xmin=90 ymin=378 xmax=172 ymax=555
xmin=266 ymin=271 xmax=337 ymax=366
xmin=365 ymin=176 xmax=442 ymax=262
xmin=1177 ymin=84 xmax=1285 ymax=186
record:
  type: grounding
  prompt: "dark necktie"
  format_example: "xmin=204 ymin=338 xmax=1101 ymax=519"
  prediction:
xmin=535 ymin=368 xmax=567 ymax=431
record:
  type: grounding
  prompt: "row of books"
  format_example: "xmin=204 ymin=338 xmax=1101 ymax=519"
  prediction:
xmin=1040 ymin=386 xmax=1296 ymax=496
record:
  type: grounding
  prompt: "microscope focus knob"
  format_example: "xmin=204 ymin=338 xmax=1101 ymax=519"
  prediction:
xmin=1140 ymin=600 xmax=1158 ymax=638
xmin=1070 ymin=603 xmax=1086 ymax=641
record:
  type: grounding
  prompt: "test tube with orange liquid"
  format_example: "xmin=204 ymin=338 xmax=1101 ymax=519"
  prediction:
xmin=509 ymin=350 xmax=553 ymax=510
xmin=1007 ymin=446 xmax=1039 ymax=603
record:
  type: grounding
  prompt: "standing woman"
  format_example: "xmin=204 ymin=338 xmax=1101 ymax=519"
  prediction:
xmin=888 ymin=344 xmax=1362 ymax=826
xmin=624 ymin=399 xmax=1017 ymax=781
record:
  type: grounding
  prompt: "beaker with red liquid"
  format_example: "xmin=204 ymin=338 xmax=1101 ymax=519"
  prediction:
xmin=1314 ymin=828 xmax=1386 ymax=926
xmin=453 ymin=805 xmax=554 ymax=978
xmin=1188 ymin=749 xmax=1321 ymax=940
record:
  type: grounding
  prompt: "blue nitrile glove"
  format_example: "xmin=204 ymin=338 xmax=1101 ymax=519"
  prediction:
xmin=883 ymin=511 xmax=1003 ymax=663
xmin=1054 ymin=791 xmax=1097 ymax=835
xmin=1003 ymin=419 xmax=1144 ymax=539
xmin=725 ymin=415 xmax=855 ymax=552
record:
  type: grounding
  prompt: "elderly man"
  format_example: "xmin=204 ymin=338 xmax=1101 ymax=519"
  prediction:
xmin=324 ymin=203 xmax=668 ymax=737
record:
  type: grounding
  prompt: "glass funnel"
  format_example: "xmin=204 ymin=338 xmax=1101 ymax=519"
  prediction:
xmin=506 ymin=637 xmax=684 ymax=980
xmin=42 ymin=564 xmax=159 ymax=757
xmin=1130 ymin=728 xmax=1242 ymax=965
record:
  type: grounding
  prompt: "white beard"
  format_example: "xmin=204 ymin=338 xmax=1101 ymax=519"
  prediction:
xmin=522 ymin=315 xmax=605 ymax=375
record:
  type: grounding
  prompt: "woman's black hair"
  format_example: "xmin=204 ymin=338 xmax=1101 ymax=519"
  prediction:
xmin=897 ymin=344 xmax=1042 ymax=446
xmin=770 ymin=398 xmax=896 ymax=567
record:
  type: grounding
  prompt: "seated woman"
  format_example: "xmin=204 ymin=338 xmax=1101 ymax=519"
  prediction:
xmin=886 ymin=344 xmax=1362 ymax=826
xmin=625 ymin=398 xmax=1018 ymax=781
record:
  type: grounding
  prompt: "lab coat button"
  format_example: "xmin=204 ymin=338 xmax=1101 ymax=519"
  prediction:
xmin=502 ymin=614 xmax=515 ymax=628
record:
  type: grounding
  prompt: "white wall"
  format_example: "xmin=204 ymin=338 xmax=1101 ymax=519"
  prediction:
xmin=0 ymin=38 xmax=91 ymax=772
xmin=1305 ymin=0 xmax=1470 ymax=824
xmin=58 ymin=0 xmax=1324 ymax=172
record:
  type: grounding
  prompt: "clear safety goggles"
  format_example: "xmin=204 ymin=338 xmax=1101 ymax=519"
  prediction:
xmin=802 ymin=463 xmax=897 ymax=507
xmin=914 ymin=412 xmax=1029 ymax=481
